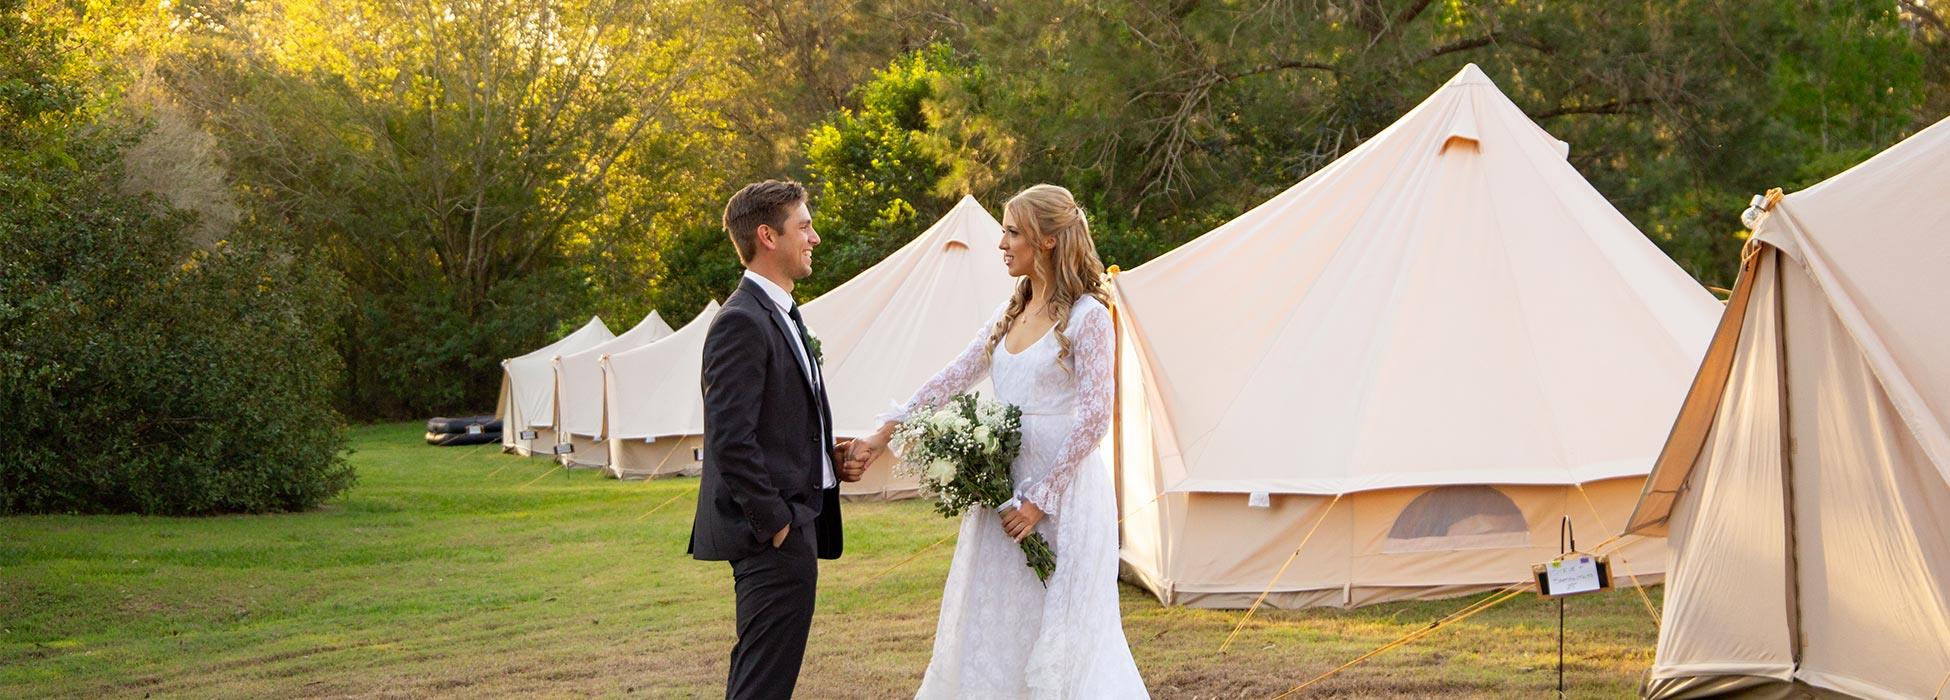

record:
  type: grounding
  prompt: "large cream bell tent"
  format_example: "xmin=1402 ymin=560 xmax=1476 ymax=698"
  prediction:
xmin=498 ymin=316 xmax=614 ymax=457
xmin=550 ymin=311 xmax=674 ymax=468
xmin=1111 ymin=64 xmax=1721 ymax=609
xmin=1624 ymin=115 xmax=1950 ymax=700
xmin=802 ymin=195 xmax=1014 ymax=500
xmin=601 ymin=301 xmax=720 ymax=479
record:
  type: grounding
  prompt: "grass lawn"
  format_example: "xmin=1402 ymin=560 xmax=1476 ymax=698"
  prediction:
xmin=2 ymin=423 xmax=1661 ymax=698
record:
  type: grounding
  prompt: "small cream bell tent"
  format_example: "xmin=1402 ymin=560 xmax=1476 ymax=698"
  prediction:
xmin=1112 ymin=64 xmax=1720 ymax=609
xmin=803 ymin=195 xmax=1014 ymax=499
xmin=551 ymin=311 xmax=674 ymax=468
xmin=498 ymin=317 xmax=614 ymax=457
xmin=602 ymin=301 xmax=720 ymax=479
xmin=1624 ymin=116 xmax=1950 ymax=700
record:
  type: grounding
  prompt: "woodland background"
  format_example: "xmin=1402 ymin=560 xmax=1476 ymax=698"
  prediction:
xmin=5 ymin=0 xmax=1947 ymax=512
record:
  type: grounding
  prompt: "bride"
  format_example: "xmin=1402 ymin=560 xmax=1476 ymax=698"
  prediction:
xmin=853 ymin=184 xmax=1149 ymax=698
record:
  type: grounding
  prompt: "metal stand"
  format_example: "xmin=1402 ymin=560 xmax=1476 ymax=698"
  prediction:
xmin=1558 ymin=516 xmax=1575 ymax=698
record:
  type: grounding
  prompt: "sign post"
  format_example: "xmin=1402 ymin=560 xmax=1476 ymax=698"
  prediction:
xmin=1530 ymin=518 xmax=1615 ymax=697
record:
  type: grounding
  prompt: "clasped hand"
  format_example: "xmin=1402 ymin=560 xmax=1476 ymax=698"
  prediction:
xmin=833 ymin=438 xmax=873 ymax=482
xmin=845 ymin=427 xmax=1041 ymax=540
xmin=1000 ymin=501 xmax=1044 ymax=542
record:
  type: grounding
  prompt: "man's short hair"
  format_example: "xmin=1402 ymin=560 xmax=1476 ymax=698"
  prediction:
xmin=722 ymin=180 xmax=807 ymax=264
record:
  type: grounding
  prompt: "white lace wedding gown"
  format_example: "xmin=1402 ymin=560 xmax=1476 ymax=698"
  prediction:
xmin=883 ymin=296 xmax=1149 ymax=699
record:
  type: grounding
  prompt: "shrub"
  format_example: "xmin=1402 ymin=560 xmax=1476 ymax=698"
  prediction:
xmin=0 ymin=6 xmax=352 ymax=515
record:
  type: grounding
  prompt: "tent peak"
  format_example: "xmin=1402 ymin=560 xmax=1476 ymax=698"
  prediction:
xmin=1447 ymin=63 xmax=1492 ymax=87
xmin=940 ymin=198 xmax=989 ymax=249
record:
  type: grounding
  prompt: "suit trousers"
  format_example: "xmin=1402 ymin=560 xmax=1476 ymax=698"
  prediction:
xmin=726 ymin=519 xmax=818 ymax=700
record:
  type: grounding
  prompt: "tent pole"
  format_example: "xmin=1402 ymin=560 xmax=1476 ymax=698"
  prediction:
xmin=1771 ymin=251 xmax=1806 ymax=669
xmin=1558 ymin=516 xmax=1571 ymax=698
xmin=1109 ymin=293 xmax=1125 ymax=534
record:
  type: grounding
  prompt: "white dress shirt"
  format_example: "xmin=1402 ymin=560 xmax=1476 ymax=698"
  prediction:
xmin=743 ymin=270 xmax=836 ymax=489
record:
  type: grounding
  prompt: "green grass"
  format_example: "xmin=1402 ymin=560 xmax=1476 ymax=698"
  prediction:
xmin=2 ymin=423 xmax=1661 ymax=698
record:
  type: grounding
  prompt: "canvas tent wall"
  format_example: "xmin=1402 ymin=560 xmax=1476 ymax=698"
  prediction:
xmin=602 ymin=301 xmax=719 ymax=479
xmin=1624 ymin=116 xmax=1950 ymax=700
xmin=802 ymin=195 xmax=1013 ymax=500
xmin=551 ymin=311 xmax=674 ymax=468
xmin=498 ymin=317 xmax=613 ymax=457
xmin=1112 ymin=64 xmax=1718 ymax=609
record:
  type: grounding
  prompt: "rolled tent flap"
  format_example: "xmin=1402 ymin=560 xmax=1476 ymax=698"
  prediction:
xmin=1626 ymin=246 xmax=1766 ymax=537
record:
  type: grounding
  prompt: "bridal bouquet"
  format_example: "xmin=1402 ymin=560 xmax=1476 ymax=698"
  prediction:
xmin=892 ymin=392 xmax=1056 ymax=583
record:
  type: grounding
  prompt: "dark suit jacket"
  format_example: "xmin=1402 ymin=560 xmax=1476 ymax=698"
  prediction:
xmin=689 ymin=276 xmax=843 ymax=561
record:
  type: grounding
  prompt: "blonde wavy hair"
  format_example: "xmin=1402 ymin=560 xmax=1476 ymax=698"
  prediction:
xmin=986 ymin=184 xmax=1111 ymax=367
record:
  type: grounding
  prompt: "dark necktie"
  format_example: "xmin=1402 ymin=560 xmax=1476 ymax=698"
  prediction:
xmin=785 ymin=304 xmax=822 ymax=390
xmin=786 ymin=305 xmax=832 ymax=465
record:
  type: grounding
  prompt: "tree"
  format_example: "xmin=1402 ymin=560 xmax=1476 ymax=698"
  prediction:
xmin=937 ymin=0 xmax=1933 ymax=285
xmin=798 ymin=45 xmax=1016 ymax=297
xmin=1 ymin=2 xmax=352 ymax=514
xmin=164 ymin=0 xmax=748 ymax=417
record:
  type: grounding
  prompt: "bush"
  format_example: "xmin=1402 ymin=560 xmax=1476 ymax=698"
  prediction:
xmin=0 ymin=7 xmax=352 ymax=515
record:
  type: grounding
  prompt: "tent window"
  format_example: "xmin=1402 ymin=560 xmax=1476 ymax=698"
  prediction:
xmin=1383 ymin=485 xmax=1529 ymax=552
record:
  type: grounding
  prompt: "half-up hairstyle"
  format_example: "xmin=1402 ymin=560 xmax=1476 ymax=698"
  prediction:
xmin=986 ymin=184 xmax=1111 ymax=368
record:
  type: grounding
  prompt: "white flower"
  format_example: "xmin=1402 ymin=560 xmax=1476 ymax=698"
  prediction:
xmin=926 ymin=459 xmax=958 ymax=482
xmin=972 ymin=426 xmax=994 ymax=453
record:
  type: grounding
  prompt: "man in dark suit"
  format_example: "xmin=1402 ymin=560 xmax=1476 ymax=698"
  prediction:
xmin=690 ymin=179 xmax=868 ymax=700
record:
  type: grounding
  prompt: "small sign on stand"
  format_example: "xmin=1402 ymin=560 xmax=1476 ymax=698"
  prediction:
xmin=1534 ymin=517 xmax=1610 ymax=698
xmin=1532 ymin=553 xmax=1613 ymax=598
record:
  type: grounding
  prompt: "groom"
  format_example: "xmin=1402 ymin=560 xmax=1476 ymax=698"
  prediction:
xmin=690 ymin=179 xmax=868 ymax=699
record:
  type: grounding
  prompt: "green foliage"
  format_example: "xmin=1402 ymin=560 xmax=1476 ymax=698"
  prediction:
xmin=932 ymin=0 xmax=1939 ymax=287
xmin=651 ymin=222 xmax=747 ymax=325
xmin=160 ymin=0 xmax=748 ymax=418
xmin=799 ymin=45 xmax=1014 ymax=297
xmin=891 ymin=392 xmax=1053 ymax=581
xmin=0 ymin=4 xmax=351 ymax=515
xmin=17 ymin=0 xmax=1950 ymax=431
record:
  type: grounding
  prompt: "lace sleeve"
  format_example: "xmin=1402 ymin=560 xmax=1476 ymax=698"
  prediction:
xmin=1019 ymin=301 xmax=1113 ymax=516
xmin=875 ymin=304 xmax=1003 ymax=425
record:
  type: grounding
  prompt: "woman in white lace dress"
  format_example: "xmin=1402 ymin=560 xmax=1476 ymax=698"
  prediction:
xmin=854 ymin=184 xmax=1148 ymax=698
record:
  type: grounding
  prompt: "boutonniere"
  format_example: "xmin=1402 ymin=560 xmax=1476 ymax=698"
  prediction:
xmin=806 ymin=328 xmax=824 ymax=367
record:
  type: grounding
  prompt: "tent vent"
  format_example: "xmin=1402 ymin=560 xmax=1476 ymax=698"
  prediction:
xmin=1441 ymin=135 xmax=1480 ymax=154
xmin=1440 ymin=103 xmax=1482 ymax=154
